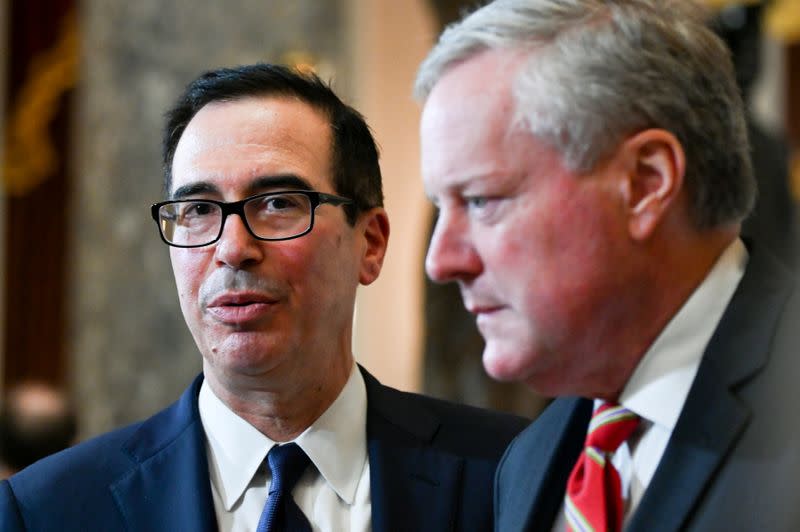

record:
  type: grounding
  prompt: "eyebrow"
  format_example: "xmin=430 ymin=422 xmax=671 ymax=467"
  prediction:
xmin=170 ymin=174 xmax=315 ymax=200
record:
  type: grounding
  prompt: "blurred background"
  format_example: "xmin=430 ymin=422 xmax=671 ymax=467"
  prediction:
xmin=0 ymin=0 xmax=799 ymax=468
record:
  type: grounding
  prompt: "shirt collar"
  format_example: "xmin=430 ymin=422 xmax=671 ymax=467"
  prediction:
xmin=198 ymin=363 xmax=368 ymax=510
xmin=295 ymin=363 xmax=367 ymax=505
xmin=618 ymin=238 xmax=748 ymax=431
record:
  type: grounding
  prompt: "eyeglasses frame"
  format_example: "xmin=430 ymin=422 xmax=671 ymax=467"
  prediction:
xmin=150 ymin=190 xmax=354 ymax=248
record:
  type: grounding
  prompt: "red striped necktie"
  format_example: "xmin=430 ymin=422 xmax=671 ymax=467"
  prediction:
xmin=565 ymin=403 xmax=640 ymax=532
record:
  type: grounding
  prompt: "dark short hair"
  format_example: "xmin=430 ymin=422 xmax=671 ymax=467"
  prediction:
xmin=162 ymin=63 xmax=383 ymax=225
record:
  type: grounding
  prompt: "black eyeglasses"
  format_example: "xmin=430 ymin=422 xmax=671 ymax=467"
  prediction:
xmin=151 ymin=190 xmax=353 ymax=248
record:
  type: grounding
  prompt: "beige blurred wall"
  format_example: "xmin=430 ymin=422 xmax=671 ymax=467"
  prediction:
xmin=347 ymin=0 xmax=435 ymax=393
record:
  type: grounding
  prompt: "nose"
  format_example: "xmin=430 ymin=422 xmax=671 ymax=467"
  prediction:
xmin=213 ymin=213 xmax=265 ymax=268
xmin=425 ymin=209 xmax=482 ymax=283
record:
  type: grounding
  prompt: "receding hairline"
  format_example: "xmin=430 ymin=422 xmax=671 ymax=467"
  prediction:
xmin=166 ymin=92 xmax=338 ymax=191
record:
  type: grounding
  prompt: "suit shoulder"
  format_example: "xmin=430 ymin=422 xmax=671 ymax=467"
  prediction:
xmin=2 ymin=423 xmax=145 ymax=531
xmin=8 ymin=419 xmax=144 ymax=496
xmin=378 ymin=385 xmax=529 ymax=451
xmin=411 ymin=390 xmax=529 ymax=431
xmin=7 ymin=383 xmax=195 ymax=501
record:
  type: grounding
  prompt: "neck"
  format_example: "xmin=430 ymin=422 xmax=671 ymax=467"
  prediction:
xmin=204 ymin=353 xmax=354 ymax=442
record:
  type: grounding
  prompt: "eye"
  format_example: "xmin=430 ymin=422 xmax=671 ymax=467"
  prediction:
xmin=180 ymin=201 xmax=216 ymax=219
xmin=249 ymin=193 xmax=308 ymax=217
xmin=265 ymin=195 xmax=300 ymax=211
xmin=466 ymin=196 xmax=489 ymax=210
xmin=464 ymin=194 xmax=506 ymax=223
xmin=260 ymin=194 xmax=306 ymax=213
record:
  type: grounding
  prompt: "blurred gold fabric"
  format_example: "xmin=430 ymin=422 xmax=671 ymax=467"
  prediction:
xmin=765 ymin=0 xmax=800 ymax=43
xmin=2 ymin=13 xmax=78 ymax=197
xmin=703 ymin=0 xmax=800 ymax=43
xmin=704 ymin=0 xmax=760 ymax=7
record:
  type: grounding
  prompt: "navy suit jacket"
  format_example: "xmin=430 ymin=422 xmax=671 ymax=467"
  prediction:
xmin=0 ymin=367 xmax=527 ymax=531
xmin=495 ymin=243 xmax=800 ymax=531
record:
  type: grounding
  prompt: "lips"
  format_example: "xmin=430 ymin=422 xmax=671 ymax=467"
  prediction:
xmin=205 ymin=292 xmax=279 ymax=324
xmin=464 ymin=298 xmax=505 ymax=335
xmin=464 ymin=296 xmax=504 ymax=316
xmin=466 ymin=304 xmax=502 ymax=315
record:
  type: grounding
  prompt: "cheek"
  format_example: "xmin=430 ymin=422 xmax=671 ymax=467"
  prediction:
xmin=308 ymin=234 xmax=360 ymax=310
xmin=279 ymin=234 xmax=351 ymax=296
xmin=170 ymin=249 xmax=209 ymax=307
xmin=276 ymin=242 xmax=321 ymax=283
xmin=477 ymin=207 xmax=560 ymax=294
xmin=485 ymin=189 xmax=620 ymax=310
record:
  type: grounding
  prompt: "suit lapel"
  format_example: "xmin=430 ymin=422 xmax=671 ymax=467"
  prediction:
xmin=368 ymin=437 xmax=464 ymax=532
xmin=496 ymin=397 xmax=592 ymax=532
xmin=361 ymin=367 xmax=463 ymax=532
xmin=627 ymin=368 xmax=749 ymax=532
xmin=109 ymin=375 xmax=217 ymax=532
xmin=629 ymin=244 xmax=792 ymax=532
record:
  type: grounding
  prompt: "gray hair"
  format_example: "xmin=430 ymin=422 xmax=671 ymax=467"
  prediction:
xmin=414 ymin=0 xmax=755 ymax=229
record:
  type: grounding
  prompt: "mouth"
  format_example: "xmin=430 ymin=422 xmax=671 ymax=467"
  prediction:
xmin=465 ymin=302 xmax=503 ymax=316
xmin=466 ymin=302 xmax=505 ymax=332
xmin=468 ymin=306 xmax=507 ymax=341
xmin=205 ymin=292 xmax=279 ymax=324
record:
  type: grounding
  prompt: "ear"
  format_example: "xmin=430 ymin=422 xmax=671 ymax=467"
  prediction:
xmin=357 ymin=207 xmax=390 ymax=285
xmin=619 ymin=129 xmax=686 ymax=241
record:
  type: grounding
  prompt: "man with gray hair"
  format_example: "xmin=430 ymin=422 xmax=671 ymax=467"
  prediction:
xmin=416 ymin=0 xmax=800 ymax=530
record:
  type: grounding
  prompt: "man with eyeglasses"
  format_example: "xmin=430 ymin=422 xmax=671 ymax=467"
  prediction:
xmin=0 ymin=63 xmax=527 ymax=531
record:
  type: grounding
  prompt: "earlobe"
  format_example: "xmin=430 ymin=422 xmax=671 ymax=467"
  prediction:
xmin=622 ymin=129 xmax=686 ymax=241
xmin=358 ymin=208 xmax=390 ymax=285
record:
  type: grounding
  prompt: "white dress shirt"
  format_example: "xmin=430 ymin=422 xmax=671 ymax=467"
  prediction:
xmin=199 ymin=363 xmax=371 ymax=532
xmin=553 ymin=238 xmax=748 ymax=531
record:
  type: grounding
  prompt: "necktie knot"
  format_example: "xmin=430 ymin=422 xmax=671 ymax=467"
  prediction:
xmin=267 ymin=443 xmax=310 ymax=496
xmin=565 ymin=403 xmax=640 ymax=532
xmin=586 ymin=403 xmax=640 ymax=454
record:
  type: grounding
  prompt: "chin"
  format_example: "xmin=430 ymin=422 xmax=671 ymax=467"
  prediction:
xmin=205 ymin=337 xmax=287 ymax=374
xmin=482 ymin=345 xmax=530 ymax=382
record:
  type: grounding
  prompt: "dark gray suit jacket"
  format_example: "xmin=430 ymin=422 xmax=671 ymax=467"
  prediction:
xmin=0 ymin=367 xmax=528 ymax=531
xmin=495 ymin=243 xmax=800 ymax=531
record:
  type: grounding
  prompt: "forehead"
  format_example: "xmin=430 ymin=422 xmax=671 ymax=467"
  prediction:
xmin=420 ymin=50 xmax=530 ymax=191
xmin=170 ymin=95 xmax=333 ymax=196
xmin=426 ymin=48 xmax=523 ymax=115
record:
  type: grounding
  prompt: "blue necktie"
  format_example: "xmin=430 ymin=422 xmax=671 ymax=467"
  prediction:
xmin=256 ymin=443 xmax=312 ymax=532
